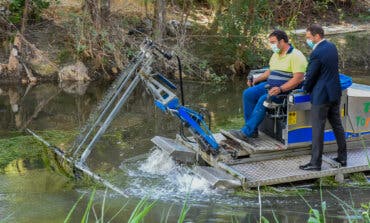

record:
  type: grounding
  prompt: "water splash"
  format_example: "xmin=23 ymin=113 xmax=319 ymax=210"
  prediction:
xmin=175 ymin=172 xmax=211 ymax=193
xmin=120 ymin=148 xmax=214 ymax=201
xmin=139 ymin=149 xmax=211 ymax=193
xmin=138 ymin=148 xmax=177 ymax=175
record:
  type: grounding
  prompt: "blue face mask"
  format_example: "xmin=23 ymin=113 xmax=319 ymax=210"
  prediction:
xmin=270 ymin=43 xmax=281 ymax=54
xmin=306 ymin=39 xmax=315 ymax=49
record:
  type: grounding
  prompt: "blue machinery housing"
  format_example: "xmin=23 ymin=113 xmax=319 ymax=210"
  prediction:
xmin=286 ymin=75 xmax=370 ymax=146
xmin=153 ymin=80 xmax=219 ymax=152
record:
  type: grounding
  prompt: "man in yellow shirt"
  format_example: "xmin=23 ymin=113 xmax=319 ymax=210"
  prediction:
xmin=231 ymin=30 xmax=308 ymax=139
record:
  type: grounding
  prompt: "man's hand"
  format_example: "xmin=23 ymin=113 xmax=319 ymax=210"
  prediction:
xmin=268 ymin=86 xmax=282 ymax=96
xmin=247 ymin=70 xmax=270 ymax=87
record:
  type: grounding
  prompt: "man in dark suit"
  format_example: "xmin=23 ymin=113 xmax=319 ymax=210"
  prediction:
xmin=299 ymin=24 xmax=347 ymax=171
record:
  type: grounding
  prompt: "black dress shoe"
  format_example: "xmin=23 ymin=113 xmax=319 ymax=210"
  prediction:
xmin=229 ymin=130 xmax=248 ymax=141
xmin=299 ymin=163 xmax=321 ymax=171
xmin=333 ymin=158 xmax=347 ymax=167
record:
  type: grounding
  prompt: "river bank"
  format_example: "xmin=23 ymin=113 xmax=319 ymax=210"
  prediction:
xmin=0 ymin=0 xmax=369 ymax=83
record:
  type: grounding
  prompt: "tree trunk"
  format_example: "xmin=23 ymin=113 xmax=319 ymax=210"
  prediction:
xmin=101 ymin=0 xmax=110 ymax=21
xmin=210 ymin=0 xmax=226 ymax=32
xmin=144 ymin=0 xmax=149 ymax=17
xmin=84 ymin=0 xmax=110 ymax=30
xmin=154 ymin=0 xmax=167 ymax=43
xmin=178 ymin=0 xmax=191 ymax=47
xmin=84 ymin=0 xmax=98 ymax=29
xmin=21 ymin=0 xmax=30 ymax=36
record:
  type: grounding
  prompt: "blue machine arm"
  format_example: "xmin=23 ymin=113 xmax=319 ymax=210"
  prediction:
xmin=174 ymin=102 xmax=219 ymax=150
xmin=143 ymin=71 xmax=219 ymax=154
xmin=156 ymin=97 xmax=219 ymax=153
xmin=137 ymin=39 xmax=219 ymax=155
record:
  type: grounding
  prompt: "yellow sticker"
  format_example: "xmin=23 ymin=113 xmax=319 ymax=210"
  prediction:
xmin=288 ymin=112 xmax=297 ymax=125
xmin=341 ymin=108 xmax=345 ymax=117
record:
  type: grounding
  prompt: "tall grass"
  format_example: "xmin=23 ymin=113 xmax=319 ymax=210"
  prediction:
xmin=127 ymin=197 xmax=156 ymax=223
xmin=296 ymin=180 xmax=327 ymax=223
xmin=294 ymin=179 xmax=370 ymax=223
xmin=64 ymin=187 xmax=190 ymax=223
xmin=0 ymin=213 xmax=14 ymax=223
xmin=81 ymin=188 xmax=96 ymax=223
xmin=361 ymin=202 xmax=370 ymax=222
xmin=177 ymin=194 xmax=190 ymax=223
xmin=64 ymin=193 xmax=86 ymax=223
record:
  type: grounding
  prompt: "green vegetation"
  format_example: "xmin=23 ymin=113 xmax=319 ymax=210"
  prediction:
xmin=62 ymin=181 xmax=364 ymax=223
xmin=127 ymin=197 xmax=156 ymax=223
xmin=361 ymin=202 xmax=370 ymax=222
xmin=64 ymin=192 xmax=86 ymax=223
xmin=1 ymin=0 xmax=367 ymax=81
xmin=177 ymin=193 xmax=190 ymax=223
xmin=214 ymin=116 xmax=244 ymax=132
xmin=8 ymin=0 xmax=56 ymax=24
xmin=0 ymin=212 xmax=14 ymax=223
xmin=234 ymin=185 xmax=312 ymax=197
xmin=349 ymin=172 xmax=368 ymax=185
xmin=81 ymin=188 xmax=96 ymax=223
xmin=64 ymin=188 xmax=190 ymax=223
xmin=317 ymin=176 xmax=340 ymax=187
xmin=215 ymin=0 xmax=273 ymax=69
xmin=0 ymin=133 xmax=44 ymax=171
xmin=0 ymin=130 xmax=75 ymax=173
xmin=331 ymin=32 xmax=370 ymax=73
xmin=293 ymin=180 xmax=370 ymax=223
xmin=316 ymin=173 xmax=370 ymax=188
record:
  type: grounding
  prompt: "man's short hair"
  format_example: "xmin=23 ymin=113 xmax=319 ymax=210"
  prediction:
xmin=307 ymin=24 xmax=325 ymax=38
xmin=268 ymin=30 xmax=289 ymax=43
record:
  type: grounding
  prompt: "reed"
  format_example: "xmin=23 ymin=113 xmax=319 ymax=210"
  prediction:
xmin=64 ymin=193 xmax=86 ymax=223
xmin=0 ymin=213 xmax=14 ymax=223
xmin=63 ymin=187 xmax=190 ymax=223
xmin=296 ymin=180 xmax=327 ymax=223
xmin=81 ymin=188 xmax=96 ymax=223
xmin=177 ymin=195 xmax=190 ymax=223
xmin=127 ymin=197 xmax=156 ymax=223
xmin=293 ymin=179 xmax=370 ymax=223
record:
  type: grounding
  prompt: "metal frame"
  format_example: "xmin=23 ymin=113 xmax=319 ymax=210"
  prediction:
xmin=28 ymin=39 xmax=222 ymax=195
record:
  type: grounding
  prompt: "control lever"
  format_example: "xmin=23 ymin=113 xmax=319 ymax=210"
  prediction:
xmin=247 ymin=75 xmax=253 ymax=86
xmin=263 ymin=84 xmax=273 ymax=108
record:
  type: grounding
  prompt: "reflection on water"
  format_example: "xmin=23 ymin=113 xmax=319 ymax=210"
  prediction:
xmin=0 ymin=65 xmax=369 ymax=221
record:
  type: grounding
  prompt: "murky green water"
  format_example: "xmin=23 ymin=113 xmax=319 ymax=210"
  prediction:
xmin=0 ymin=31 xmax=370 ymax=222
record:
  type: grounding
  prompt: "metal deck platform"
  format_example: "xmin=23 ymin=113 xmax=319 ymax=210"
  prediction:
xmin=220 ymin=129 xmax=286 ymax=155
xmin=153 ymin=135 xmax=370 ymax=189
xmin=229 ymin=147 xmax=370 ymax=187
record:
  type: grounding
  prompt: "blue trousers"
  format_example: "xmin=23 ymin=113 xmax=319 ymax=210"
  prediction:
xmin=241 ymin=82 xmax=268 ymax=137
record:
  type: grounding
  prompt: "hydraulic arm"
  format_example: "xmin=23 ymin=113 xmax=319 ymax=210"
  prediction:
xmin=27 ymin=39 xmax=220 ymax=197
xmin=71 ymin=39 xmax=219 ymax=166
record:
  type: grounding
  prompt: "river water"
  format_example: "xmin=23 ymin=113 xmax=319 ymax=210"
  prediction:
xmin=0 ymin=33 xmax=369 ymax=222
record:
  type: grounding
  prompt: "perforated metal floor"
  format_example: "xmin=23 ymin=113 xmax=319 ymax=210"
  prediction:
xmin=228 ymin=147 xmax=370 ymax=187
xmin=246 ymin=132 xmax=286 ymax=153
xmin=220 ymin=130 xmax=286 ymax=155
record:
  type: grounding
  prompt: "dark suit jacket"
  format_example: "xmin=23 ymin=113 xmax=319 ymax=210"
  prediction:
xmin=303 ymin=40 xmax=341 ymax=105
